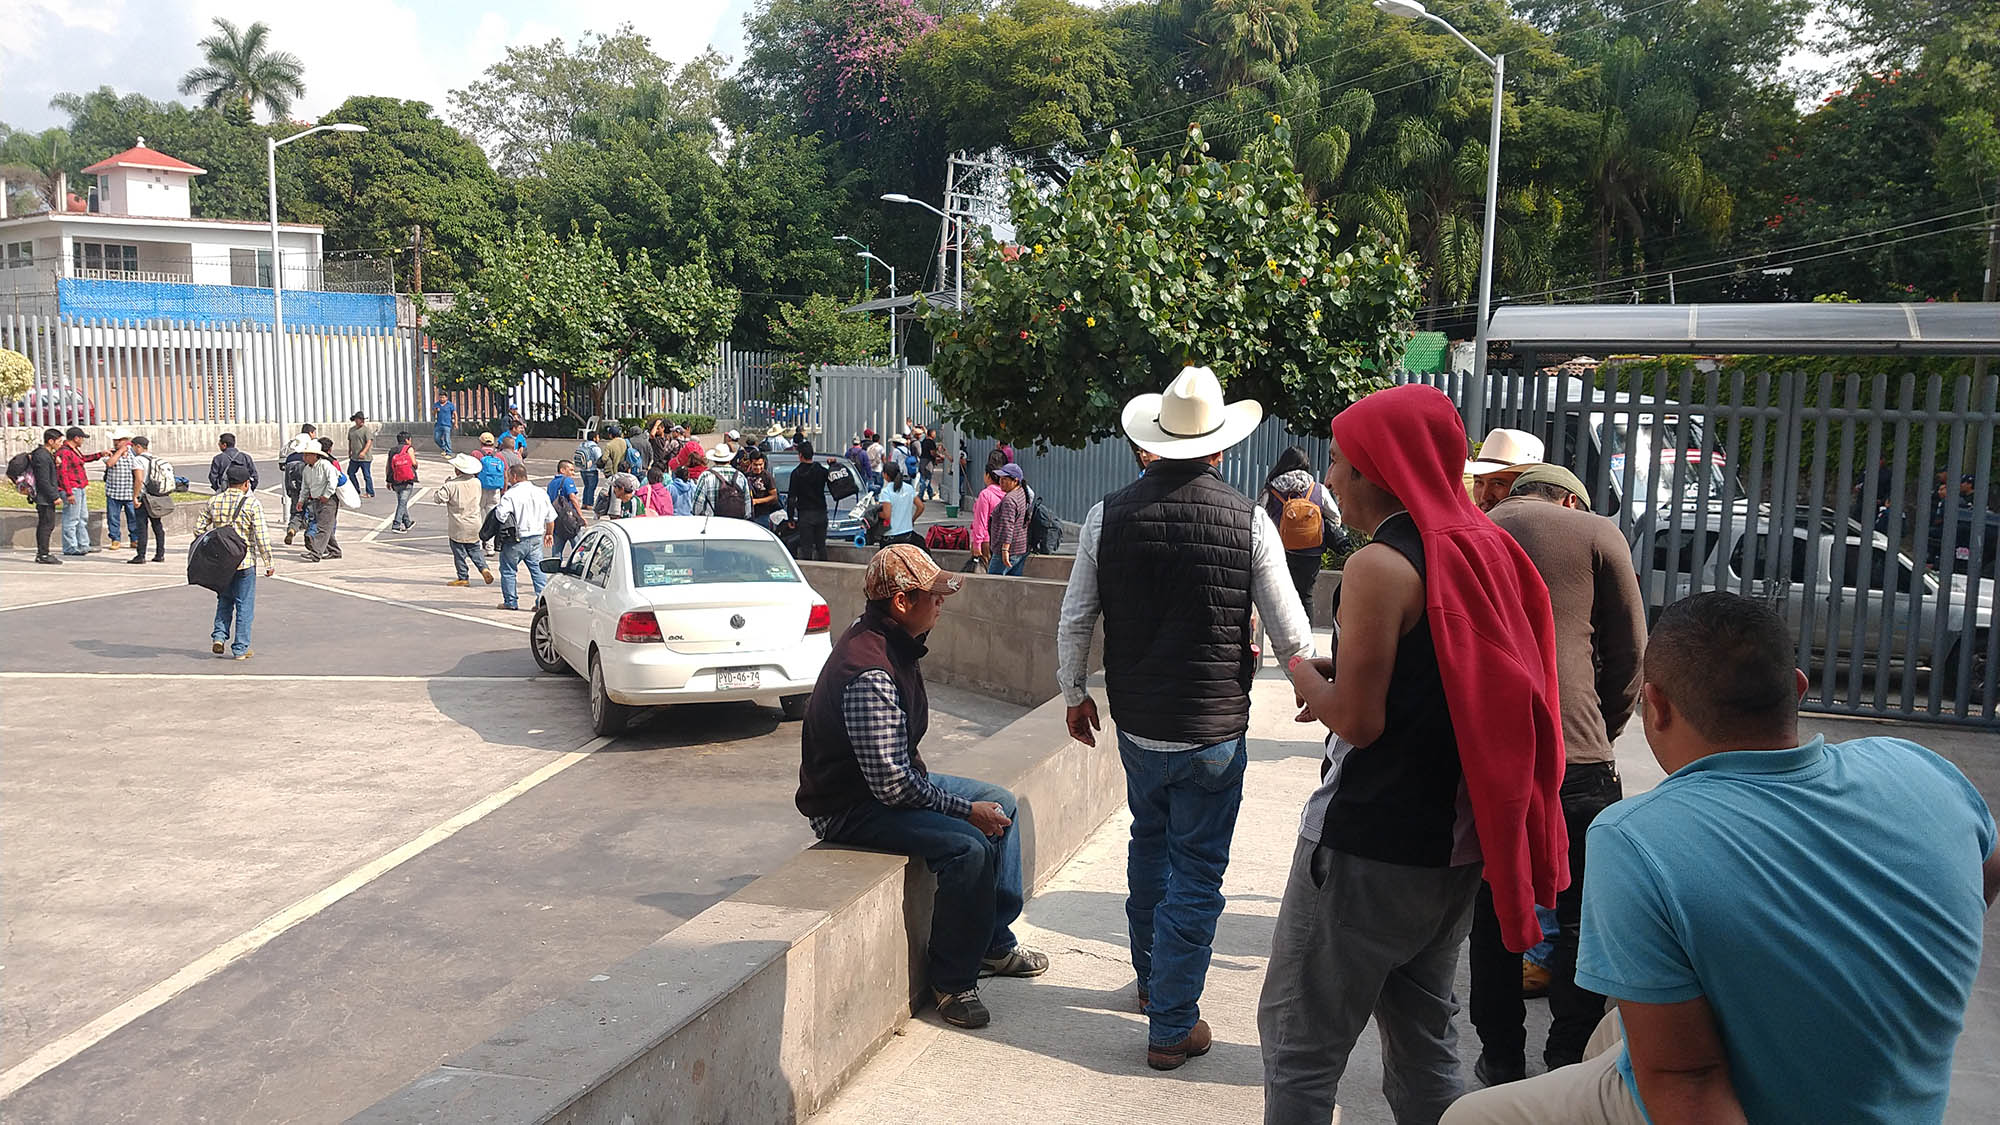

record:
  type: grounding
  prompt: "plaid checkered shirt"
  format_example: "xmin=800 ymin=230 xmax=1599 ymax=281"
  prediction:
xmin=808 ymin=669 xmax=971 ymax=837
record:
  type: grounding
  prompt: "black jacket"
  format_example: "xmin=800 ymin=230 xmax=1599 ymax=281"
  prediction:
xmin=796 ymin=604 xmax=932 ymax=818
xmin=28 ymin=446 xmax=61 ymax=505
xmin=208 ymin=448 xmax=258 ymax=492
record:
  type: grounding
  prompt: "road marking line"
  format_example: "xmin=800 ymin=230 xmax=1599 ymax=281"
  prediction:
xmin=273 ymin=574 xmax=530 ymax=633
xmin=0 ymin=733 xmax=613 ymax=1101
xmin=0 ymin=672 xmax=562 ymax=683
xmin=0 ymin=583 xmax=186 ymax=613
xmin=361 ymin=510 xmax=397 ymax=543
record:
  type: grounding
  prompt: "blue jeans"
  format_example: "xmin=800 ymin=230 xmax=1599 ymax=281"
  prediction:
xmin=211 ymin=568 xmax=256 ymax=656
xmin=450 ymin=539 xmax=488 ymax=581
xmin=821 ymin=774 xmax=1023 ymax=994
xmin=1120 ymin=732 xmax=1248 ymax=1046
xmin=987 ymin=552 xmax=1027 ymax=576
xmin=581 ymin=469 xmax=600 ymax=508
xmin=497 ymin=538 xmax=546 ymax=608
xmin=392 ymin=484 xmax=413 ymax=528
xmin=349 ymin=458 xmax=374 ymax=496
xmin=62 ymin=487 xmax=89 ymax=552
xmin=434 ymin=425 xmax=452 ymax=454
xmin=106 ymin=496 xmax=135 ymax=541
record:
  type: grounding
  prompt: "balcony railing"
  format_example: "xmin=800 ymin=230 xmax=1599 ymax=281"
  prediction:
xmin=73 ymin=267 xmax=196 ymax=284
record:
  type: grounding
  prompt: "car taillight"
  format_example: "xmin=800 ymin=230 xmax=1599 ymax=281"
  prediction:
xmin=806 ymin=603 xmax=831 ymax=634
xmin=615 ymin=610 xmax=663 ymax=643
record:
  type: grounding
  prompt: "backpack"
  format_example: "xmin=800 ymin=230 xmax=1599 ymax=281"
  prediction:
xmin=623 ymin=442 xmax=643 ymax=475
xmin=187 ymin=494 xmax=250 ymax=593
xmin=825 ymin=461 xmax=859 ymax=501
xmin=1279 ymin=496 xmax=1325 ymax=551
xmin=144 ymin=455 xmax=175 ymax=496
xmin=574 ymin=439 xmax=601 ymax=470
xmin=710 ymin=471 xmax=748 ymax=519
xmin=387 ymin=446 xmax=417 ymax=486
xmin=926 ymin=524 xmax=970 ymax=552
xmin=1027 ymin=490 xmax=1062 ymax=554
xmin=7 ymin=451 xmax=33 ymax=496
xmin=478 ymin=455 xmax=505 ymax=489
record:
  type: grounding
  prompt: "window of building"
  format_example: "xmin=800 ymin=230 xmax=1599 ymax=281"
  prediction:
xmin=229 ymin=247 xmax=273 ymax=287
xmin=72 ymin=242 xmax=140 ymax=274
xmin=3 ymin=241 xmax=32 ymax=269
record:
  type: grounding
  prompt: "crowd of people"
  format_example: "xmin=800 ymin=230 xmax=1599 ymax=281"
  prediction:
xmin=793 ymin=367 xmax=1998 ymax=1124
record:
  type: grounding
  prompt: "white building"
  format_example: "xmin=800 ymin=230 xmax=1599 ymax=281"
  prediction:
xmin=0 ymin=138 xmax=323 ymax=298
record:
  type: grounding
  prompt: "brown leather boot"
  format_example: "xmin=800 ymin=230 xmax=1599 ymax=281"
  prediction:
xmin=1146 ymin=1018 xmax=1212 ymax=1071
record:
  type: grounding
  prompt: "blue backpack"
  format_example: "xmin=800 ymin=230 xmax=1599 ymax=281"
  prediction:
xmin=623 ymin=442 xmax=643 ymax=475
xmin=478 ymin=455 xmax=505 ymax=489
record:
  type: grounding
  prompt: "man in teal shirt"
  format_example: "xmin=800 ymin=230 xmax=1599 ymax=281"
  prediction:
xmin=1444 ymin=591 xmax=1997 ymax=1125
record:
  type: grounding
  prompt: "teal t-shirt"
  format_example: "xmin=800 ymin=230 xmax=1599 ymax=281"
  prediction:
xmin=1577 ymin=736 xmax=1994 ymax=1124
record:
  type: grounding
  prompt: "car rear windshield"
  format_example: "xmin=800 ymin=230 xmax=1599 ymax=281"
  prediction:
xmin=629 ymin=538 xmax=799 ymax=587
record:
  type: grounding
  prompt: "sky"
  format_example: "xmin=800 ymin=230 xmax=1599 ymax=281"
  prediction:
xmin=0 ymin=0 xmax=760 ymax=134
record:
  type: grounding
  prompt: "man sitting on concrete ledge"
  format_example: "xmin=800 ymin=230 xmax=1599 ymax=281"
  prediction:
xmin=796 ymin=544 xmax=1050 ymax=1030
xmin=1443 ymin=592 xmax=1999 ymax=1125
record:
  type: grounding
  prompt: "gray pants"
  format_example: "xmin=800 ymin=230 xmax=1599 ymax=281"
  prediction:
xmin=307 ymin=498 xmax=341 ymax=558
xmin=1259 ymin=838 xmax=1483 ymax=1125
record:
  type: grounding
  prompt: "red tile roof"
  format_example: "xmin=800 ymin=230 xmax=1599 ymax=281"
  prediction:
xmin=81 ymin=144 xmax=207 ymax=176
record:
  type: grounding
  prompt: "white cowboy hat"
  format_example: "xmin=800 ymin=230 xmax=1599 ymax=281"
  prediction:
xmin=286 ymin=434 xmax=320 ymax=456
xmin=1121 ymin=365 xmax=1263 ymax=460
xmin=449 ymin=453 xmax=483 ymax=476
xmin=1466 ymin=428 xmax=1545 ymax=476
xmin=710 ymin=445 xmax=735 ymax=464
xmin=108 ymin=427 xmax=135 ymax=442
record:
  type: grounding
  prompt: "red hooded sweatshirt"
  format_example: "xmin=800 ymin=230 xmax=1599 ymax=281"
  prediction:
xmin=1331 ymin=384 xmax=1569 ymax=952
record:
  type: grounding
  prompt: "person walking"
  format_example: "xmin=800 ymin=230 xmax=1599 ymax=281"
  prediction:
xmin=797 ymin=545 xmax=1050 ymax=1030
xmin=1263 ymin=446 xmax=1345 ymax=615
xmin=476 ymin=434 xmax=506 ymax=551
xmin=986 ymin=464 xmax=1030 ymax=576
xmin=432 ymin=453 xmax=494 ymax=586
xmin=968 ymin=465 xmax=1003 ymax=570
xmin=866 ymin=431 xmax=887 ymax=491
xmin=432 ymin=390 xmax=456 ymax=454
xmin=127 ymin=435 xmax=171 ymax=564
xmin=879 ymin=462 xmax=925 ymax=547
xmin=1466 ymin=464 xmax=1647 ymax=1086
xmin=207 ymin=433 xmax=257 ymax=493
xmin=298 ymin=443 xmax=342 ymax=563
xmin=56 ymin=426 xmax=106 ymax=555
xmin=385 ymin=431 xmax=420 ymax=532
xmin=1056 ymin=365 xmax=1318 ymax=1071
xmin=1264 ymin=384 xmax=1567 ymax=1124
xmin=922 ymin=427 xmax=945 ymax=501
xmin=491 ymin=464 xmax=557 ymax=611
xmin=347 ymin=411 xmax=377 ymax=499
xmin=100 ymin=428 xmax=138 ymax=551
xmin=788 ymin=440 xmax=831 ymax=561
xmin=574 ymin=431 xmax=604 ymax=509
xmin=29 ymin=428 xmax=64 ymax=564
xmin=281 ymin=431 xmax=315 ymax=545
xmin=195 ymin=462 xmax=273 ymax=660
xmin=548 ymin=459 xmax=586 ymax=557
xmin=1443 ymin=592 xmax=1998 ymax=1125
xmin=692 ymin=448 xmax=751 ymax=518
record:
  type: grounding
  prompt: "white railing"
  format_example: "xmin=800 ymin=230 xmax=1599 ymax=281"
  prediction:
xmin=73 ymin=268 xmax=196 ymax=284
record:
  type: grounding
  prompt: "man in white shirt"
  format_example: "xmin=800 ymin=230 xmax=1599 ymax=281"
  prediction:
xmin=491 ymin=464 xmax=557 ymax=610
xmin=1054 ymin=366 xmax=1316 ymax=1072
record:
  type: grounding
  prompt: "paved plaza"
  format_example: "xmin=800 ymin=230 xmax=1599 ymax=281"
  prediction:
xmin=0 ymin=457 xmax=1022 ymax=1122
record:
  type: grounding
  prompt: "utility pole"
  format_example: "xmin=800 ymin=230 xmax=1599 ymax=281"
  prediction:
xmin=1976 ymin=185 xmax=1999 ymax=383
xmin=938 ymin=157 xmax=955 ymax=302
xmin=411 ymin=224 xmax=427 ymax=398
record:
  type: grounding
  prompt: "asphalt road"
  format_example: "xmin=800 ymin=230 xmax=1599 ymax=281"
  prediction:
xmin=0 ymin=456 xmax=1026 ymax=1122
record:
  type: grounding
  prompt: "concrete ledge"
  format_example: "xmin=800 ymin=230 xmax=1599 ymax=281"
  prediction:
xmin=2 ymin=420 xmax=428 ymax=462
xmin=0 ymin=497 xmax=210 ymax=549
xmin=353 ymin=684 xmax=1123 ymax=1125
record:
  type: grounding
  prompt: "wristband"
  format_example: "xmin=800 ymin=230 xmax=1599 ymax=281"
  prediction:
xmin=1288 ymin=654 xmax=1306 ymax=674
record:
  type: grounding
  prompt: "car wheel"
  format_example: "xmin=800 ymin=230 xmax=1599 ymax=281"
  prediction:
xmin=1941 ymin=632 xmax=1991 ymax=702
xmin=780 ymin=693 xmax=811 ymax=721
xmin=529 ymin=605 xmax=570 ymax=674
xmin=589 ymin=650 xmax=634 ymax=737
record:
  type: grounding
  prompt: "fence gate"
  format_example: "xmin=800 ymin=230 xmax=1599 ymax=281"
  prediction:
xmin=816 ymin=366 xmax=905 ymax=453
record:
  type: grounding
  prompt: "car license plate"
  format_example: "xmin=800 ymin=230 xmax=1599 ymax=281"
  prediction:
xmin=718 ymin=669 xmax=760 ymax=691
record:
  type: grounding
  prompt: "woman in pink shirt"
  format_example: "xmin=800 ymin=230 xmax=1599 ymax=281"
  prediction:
xmin=640 ymin=467 xmax=675 ymax=515
xmin=967 ymin=466 xmax=1004 ymax=567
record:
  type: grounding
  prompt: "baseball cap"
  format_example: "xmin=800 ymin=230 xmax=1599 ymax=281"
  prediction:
xmin=865 ymin=544 xmax=963 ymax=600
xmin=993 ymin=463 xmax=1024 ymax=481
xmin=225 ymin=461 xmax=252 ymax=484
xmin=1509 ymin=463 xmax=1590 ymax=505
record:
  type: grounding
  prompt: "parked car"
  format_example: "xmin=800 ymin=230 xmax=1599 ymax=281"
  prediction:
xmin=529 ymin=516 xmax=833 ymax=735
xmin=3 ymin=384 xmax=98 ymax=426
xmin=761 ymin=451 xmax=867 ymax=546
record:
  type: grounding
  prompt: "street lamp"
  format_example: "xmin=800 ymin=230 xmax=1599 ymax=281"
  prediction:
xmin=835 ymin=234 xmax=871 ymax=291
xmin=855 ymin=251 xmax=898 ymax=367
xmin=1375 ymin=0 xmax=1503 ymax=437
xmin=268 ymin=122 xmax=365 ymax=432
xmin=881 ymin=193 xmax=962 ymax=305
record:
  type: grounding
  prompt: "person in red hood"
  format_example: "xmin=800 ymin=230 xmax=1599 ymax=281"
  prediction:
xmin=1259 ymin=383 xmax=1567 ymax=1124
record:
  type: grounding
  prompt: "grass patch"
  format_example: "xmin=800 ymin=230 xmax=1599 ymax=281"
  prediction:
xmin=0 ymin=480 xmax=206 ymax=510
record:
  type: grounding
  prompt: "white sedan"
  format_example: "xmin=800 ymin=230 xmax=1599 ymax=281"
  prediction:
xmin=530 ymin=516 xmax=833 ymax=735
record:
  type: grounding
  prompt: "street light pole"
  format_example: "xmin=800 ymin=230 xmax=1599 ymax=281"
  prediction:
xmin=267 ymin=122 xmax=366 ymax=436
xmin=856 ymin=251 xmax=897 ymax=367
xmin=1375 ymin=0 xmax=1502 ymax=438
xmin=835 ymin=234 xmax=871 ymax=292
xmin=881 ymin=193 xmax=959 ymax=305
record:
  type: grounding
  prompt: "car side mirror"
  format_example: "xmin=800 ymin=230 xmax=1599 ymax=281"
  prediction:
xmin=540 ymin=558 xmax=564 ymax=574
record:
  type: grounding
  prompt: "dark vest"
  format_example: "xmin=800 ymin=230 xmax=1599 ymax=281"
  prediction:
xmin=1319 ymin=513 xmax=1465 ymax=866
xmin=1098 ymin=460 xmax=1256 ymax=744
xmin=796 ymin=604 xmax=932 ymax=818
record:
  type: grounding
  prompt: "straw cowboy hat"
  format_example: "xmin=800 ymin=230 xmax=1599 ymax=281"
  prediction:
xmin=449 ymin=453 xmax=483 ymax=476
xmin=1465 ymin=428 xmax=1545 ymax=476
xmin=108 ymin=427 xmax=135 ymax=442
xmin=286 ymin=434 xmax=320 ymax=456
xmin=1121 ymin=365 xmax=1263 ymax=460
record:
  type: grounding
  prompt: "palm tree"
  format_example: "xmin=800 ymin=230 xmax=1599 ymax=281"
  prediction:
xmin=0 ymin=127 xmax=77 ymax=213
xmin=178 ymin=18 xmax=306 ymax=122
xmin=1192 ymin=0 xmax=1310 ymax=89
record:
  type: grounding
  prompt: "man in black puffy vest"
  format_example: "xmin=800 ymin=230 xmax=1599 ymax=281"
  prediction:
xmin=1056 ymin=365 xmax=1319 ymax=1071
xmin=797 ymin=545 xmax=1050 ymax=1031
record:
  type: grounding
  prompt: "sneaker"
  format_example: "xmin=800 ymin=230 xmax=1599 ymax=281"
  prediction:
xmin=107 ymin=539 xmax=126 ymax=550
xmin=445 ymin=579 xmax=470 ymax=587
xmin=979 ymin=947 xmax=1049 ymax=979
xmin=129 ymin=556 xmax=148 ymax=565
xmin=301 ymin=553 xmax=322 ymax=563
xmin=496 ymin=602 xmax=518 ymax=611
xmin=212 ymin=640 xmax=226 ymax=655
xmin=934 ymin=988 xmax=990 ymax=1029
xmin=283 ymin=530 xmax=295 ymax=545
xmin=234 ymin=650 xmax=254 ymax=661
xmin=1474 ymin=1051 xmax=1527 ymax=1088
xmin=481 ymin=568 xmax=495 ymax=584
xmin=1147 ymin=1019 xmax=1212 ymax=1071
xmin=35 ymin=555 xmax=61 ymax=565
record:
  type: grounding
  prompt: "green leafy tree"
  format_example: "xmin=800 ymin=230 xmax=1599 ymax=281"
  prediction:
xmin=926 ymin=122 xmax=1421 ymax=448
xmin=0 ymin=348 xmax=34 ymax=401
xmin=429 ymin=226 xmax=739 ymax=417
xmin=0 ymin=126 xmax=78 ymax=212
xmin=767 ymin=293 xmax=891 ymax=403
xmin=53 ymin=88 xmax=278 ymax=221
xmin=177 ymin=18 xmax=306 ymax=123
xmin=289 ymin=97 xmax=506 ymax=290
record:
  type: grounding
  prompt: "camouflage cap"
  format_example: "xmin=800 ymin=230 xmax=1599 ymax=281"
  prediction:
xmin=864 ymin=544 xmax=963 ymax=601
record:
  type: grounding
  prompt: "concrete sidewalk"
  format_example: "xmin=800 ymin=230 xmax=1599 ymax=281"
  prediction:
xmin=812 ymin=659 xmax=2000 ymax=1123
